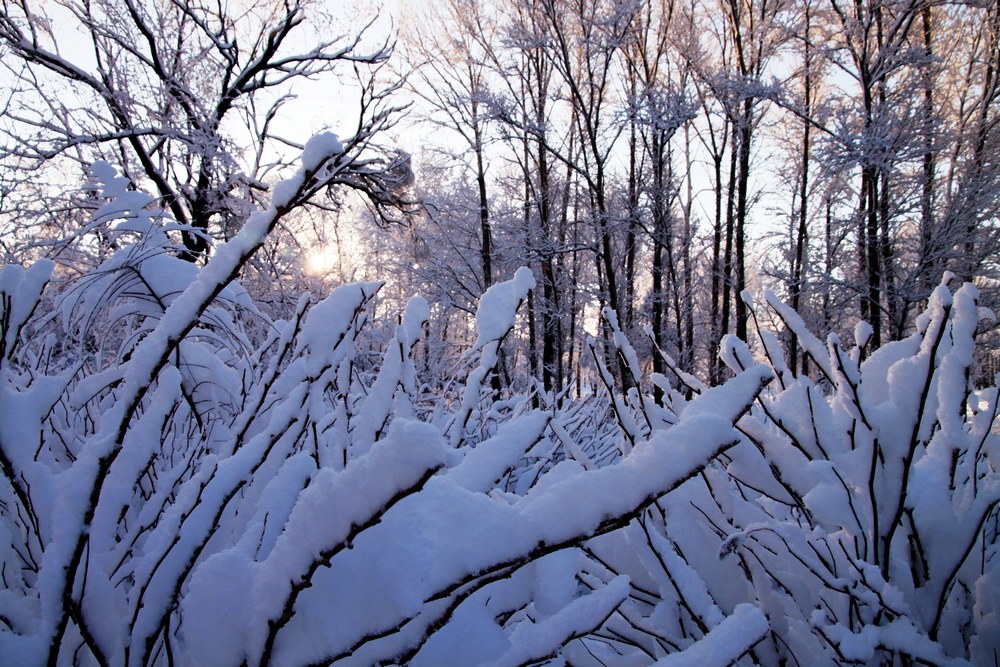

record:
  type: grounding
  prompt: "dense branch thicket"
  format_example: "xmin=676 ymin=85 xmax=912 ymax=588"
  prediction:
xmin=0 ymin=161 xmax=997 ymax=665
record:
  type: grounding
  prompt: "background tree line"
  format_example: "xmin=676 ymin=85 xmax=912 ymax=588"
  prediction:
xmin=390 ymin=0 xmax=1000 ymax=393
xmin=2 ymin=0 xmax=1000 ymax=391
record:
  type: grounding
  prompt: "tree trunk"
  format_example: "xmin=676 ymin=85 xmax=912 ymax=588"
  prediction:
xmin=918 ymin=4 xmax=935 ymax=296
xmin=790 ymin=6 xmax=813 ymax=374
xmin=475 ymin=126 xmax=493 ymax=289
xmin=734 ymin=98 xmax=752 ymax=343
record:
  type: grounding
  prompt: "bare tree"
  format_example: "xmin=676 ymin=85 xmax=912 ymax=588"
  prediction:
xmin=622 ymin=0 xmax=697 ymax=393
xmin=403 ymin=0 xmax=497 ymax=291
xmin=0 ymin=0 xmax=407 ymax=265
xmin=821 ymin=0 xmax=928 ymax=345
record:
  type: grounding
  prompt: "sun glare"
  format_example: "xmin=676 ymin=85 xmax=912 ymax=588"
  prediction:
xmin=305 ymin=245 xmax=338 ymax=276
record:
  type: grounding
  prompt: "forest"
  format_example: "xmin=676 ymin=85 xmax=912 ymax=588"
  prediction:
xmin=0 ymin=0 xmax=998 ymax=665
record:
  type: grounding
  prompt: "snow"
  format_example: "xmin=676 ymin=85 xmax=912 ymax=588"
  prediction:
xmin=301 ymin=132 xmax=344 ymax=171
xmin=450 ymin=267 xmax=535 ymax=448
xmin=821 ymin=617 xmax=973 ymax=666
xmin=271 ymin=173 xmax=305 ymax=209
xmin=854 ymin=320 xmax=874 ymax=349
xmin=350 ymin=295 xmax=427 ymax=456
xmin=652 ymin=604 xmax=768 ymax=666
xmin=447 ymin=411 xmax=550 ymax=491
xmin=297 ymin=280 xmax=382 ymax=376
xmin=271 ymin=126 xmax=344 ymax=212
xmin=483 ymin=576 xmax=631 ymax=667
xmin=0 ymin=260 xmax=53 ymax=363
xmin=765 ymin=290 xmax=833 ymax=381
xmin=474 ymin=266 xmax=535 ymax=349
xmin=259 ymin=366 xmax=765 ymax=664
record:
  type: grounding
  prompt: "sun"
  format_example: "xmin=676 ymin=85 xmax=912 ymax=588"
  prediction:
xmin=304 ymin=244 xmax=338 ymax=276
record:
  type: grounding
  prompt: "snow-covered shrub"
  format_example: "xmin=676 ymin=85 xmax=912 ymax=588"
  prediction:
xmin=0 ymin=164 xmax=769 ymax=666
xmin=569 ymin=278 xmax=999 ymax=665
xmin=728 ymin=279 xmax=1000 ymax=665
xmin=4 ymin=144 xmax=996 ymax=666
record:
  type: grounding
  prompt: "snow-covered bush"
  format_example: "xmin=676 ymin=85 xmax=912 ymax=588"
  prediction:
xmin=725 ymin=281 xmax=1000 ymax=665
xmin=0 ymin=163 xmax=768 ymax=666
xmin=1 ymin=146 xmax=997 ymax=666
xmin=563 ymin=279 xmax=1000 ymax=665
